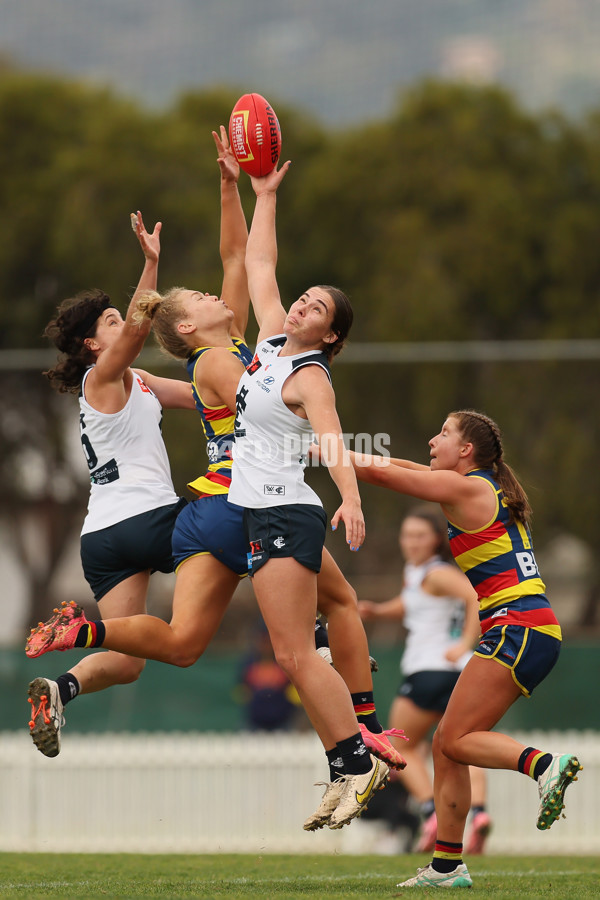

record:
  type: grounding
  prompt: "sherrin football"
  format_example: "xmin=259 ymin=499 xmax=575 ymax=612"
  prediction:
xmin=229 ymin=93 xmax=281 ymax=177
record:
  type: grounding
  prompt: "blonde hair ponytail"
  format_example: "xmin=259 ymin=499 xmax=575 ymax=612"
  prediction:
xmin=134 ymin=286 xmax=192 ymax=360
xmin=133 ymin=289 xmax=163 ymax=325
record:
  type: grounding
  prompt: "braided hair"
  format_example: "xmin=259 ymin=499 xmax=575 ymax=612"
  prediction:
xmin=43 ymin=290 xmax=114 ymax=393
xmin=449 ymin=409 xmax=532 ymax=526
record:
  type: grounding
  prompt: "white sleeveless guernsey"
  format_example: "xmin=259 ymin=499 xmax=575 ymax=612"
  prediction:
xmin=400 ymin=556 xmax=473 ymax=676
xmin=79 ymin=367 xmax=178 ymax=535
xmin=228 ymin=335 xmax=331 ymax=509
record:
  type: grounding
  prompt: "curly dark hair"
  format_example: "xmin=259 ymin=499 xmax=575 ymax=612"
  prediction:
xmin=43 ymin=290 xmax=114 ymax=393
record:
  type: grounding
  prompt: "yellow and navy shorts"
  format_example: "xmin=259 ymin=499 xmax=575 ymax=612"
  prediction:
xmin=474 ymin=624 xmax=561 ymax=697
xmin=243 ymin=504 xmax=328 ymax=576
xmin=172 ymin=493 xmax=248 ymax=577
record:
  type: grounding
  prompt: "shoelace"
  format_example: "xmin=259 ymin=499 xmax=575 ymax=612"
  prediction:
xmin=28 ymin=694 xmax=51 ymax=729
xmin=381 ymin=727 xmax=409 ymax=742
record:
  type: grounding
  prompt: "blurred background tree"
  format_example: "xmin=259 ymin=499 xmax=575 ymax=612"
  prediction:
xmin=1 ymin=65 xmax=599 ymax=635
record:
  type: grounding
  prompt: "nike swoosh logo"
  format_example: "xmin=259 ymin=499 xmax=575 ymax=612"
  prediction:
xmin=355 ymin=760 xmax=380 ymax=805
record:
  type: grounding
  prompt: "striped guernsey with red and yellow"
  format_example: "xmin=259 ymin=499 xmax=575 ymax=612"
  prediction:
xmin=185 ymin=338 xmax=253 ymax=497
xmin=447 ymin=469 xmax=561 ymax=640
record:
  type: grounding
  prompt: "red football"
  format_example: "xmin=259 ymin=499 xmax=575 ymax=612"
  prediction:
xmin=228 ymin=93 xmax=282 ymax=177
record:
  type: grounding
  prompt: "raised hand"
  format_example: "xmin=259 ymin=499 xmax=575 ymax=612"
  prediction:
xmin=249 ymin=160 xmax=291 ymax=196
xmin=130 ymin=210 xmax=162 ymax=264
xmin=212 ymin=126 xmax=240 ymax=184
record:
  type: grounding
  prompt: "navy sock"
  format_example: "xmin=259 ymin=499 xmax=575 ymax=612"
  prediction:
xmin=56 ymin=673 xmax=81 ymax=706
xmin=336 ymin=732 xmax=372 ymax=775
xmin=351 ymin=690 xmax=383 ymax=734
xmin=74 ymin=621 xmax=106 ymax=648
xmin=326 ymin=747 xmax=345 ymax=781
xmin=432 ymin=840 xmax=463 ymax=873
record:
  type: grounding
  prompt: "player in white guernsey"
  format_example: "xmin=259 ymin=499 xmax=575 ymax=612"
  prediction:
xmin=26 ymin=210 xmax=195 ymax=757
xmin=359 ymin=506 xmax=491 ymax=855
xmin=227 ymin=161 xmax=391 ymax=829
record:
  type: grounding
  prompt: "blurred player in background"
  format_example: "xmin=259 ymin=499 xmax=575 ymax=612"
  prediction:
xmin=235 ymin=620 xmax=306 ymax=732
xmin=348 ymin=410 xmax=581 ymax=889
xmin=359 ymin=504 xmax=492 ymax=855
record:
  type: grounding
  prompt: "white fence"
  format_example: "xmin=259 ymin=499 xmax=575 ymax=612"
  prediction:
xmin=1 ymin=729 xmax=598 ymax=854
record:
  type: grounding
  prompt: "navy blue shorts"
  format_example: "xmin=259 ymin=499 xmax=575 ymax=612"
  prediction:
xmin=243 ymin=504 xmax=327 ymax=576
xmin=398 ymin=670 xmax=461 ymax=713
xmin=172 ymin=493 xmax=248 ymax=577
xmin=80 ymin=498 xmax=186 ymax=602
xmin=474 ymin=624 xmax=562 ymax=697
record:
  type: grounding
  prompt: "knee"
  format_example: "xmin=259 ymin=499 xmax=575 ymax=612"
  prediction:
xmin=169 ymin=645 xmax=205 ymax=668
xmin=164 ymin=632 xmax=210 ymax=668
xmin=117 ymin=657 xmax=146 ymax=684
xmin=319 ymin=580 xmax=358 ymax=616
xmin=271 ymin=646 xmax=295 ymax=676
xmin=434 ymin=721 xmax=463 ymax=764
xmin=270 ymin=642 xmax=309 ymax=679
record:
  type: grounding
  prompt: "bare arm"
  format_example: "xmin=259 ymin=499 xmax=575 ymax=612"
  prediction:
xmin=213 ymin=127 xmax=250 ymax=339
xmin=132 ymin=368 xmax=196 ymax=410
xmin=351 ymin=450 xmax=429 ymax=472
xmin=350 ymin=450 xmax=468 ymax=505
xmin=290 ymin=365 xmax=365 ymax=550
xmin=246 ymin=162 xmax=292 ymax=342
xmin=358 ymin=593 xmax=406 ymax=621
xmin=85 ymin=212 xmax=162 ymax=408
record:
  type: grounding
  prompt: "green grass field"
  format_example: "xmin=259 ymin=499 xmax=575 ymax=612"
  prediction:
xmin=0 ymin=854 xmax=598 ymax=899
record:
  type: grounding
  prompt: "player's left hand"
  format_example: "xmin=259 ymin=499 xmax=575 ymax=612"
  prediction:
xmin=331 ymin=498 xmax=365 ymax=551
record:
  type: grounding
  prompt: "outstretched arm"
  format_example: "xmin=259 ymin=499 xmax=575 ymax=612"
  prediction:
xmin=245 ymin=161 xmax=292 ymax=343
xmin=358 ymin=592 xmax=406 ymax=621
xmin=349 ymin=449 xmax=463 ymax=505
xmin=132 ymin=368 xmax=196 ymax=410
xmin=213 ymin=127 xmax=250 ymax=339
xmin=88 ymin=212 xmax=162 ymax=398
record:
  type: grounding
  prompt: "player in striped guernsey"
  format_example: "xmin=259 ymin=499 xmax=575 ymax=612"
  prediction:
xmin=346 ymin=410 xmax=581 ymax=889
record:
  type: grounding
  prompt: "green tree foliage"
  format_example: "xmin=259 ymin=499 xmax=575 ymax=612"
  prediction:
xmin=1 ymin=68 xmax=600 ymax=630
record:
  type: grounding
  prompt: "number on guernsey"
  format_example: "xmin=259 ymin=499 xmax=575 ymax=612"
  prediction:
xmin=516 ymin=551 xmax=539 ymax=578
xmin=80 ymin=413 xmax=98 ymax=470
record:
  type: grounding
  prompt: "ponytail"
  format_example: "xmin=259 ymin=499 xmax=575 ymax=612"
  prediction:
xmin=133 ymin=287 xmax=192 ymax=360
xmin=450 ymin=409 xmax=532 ymax=526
